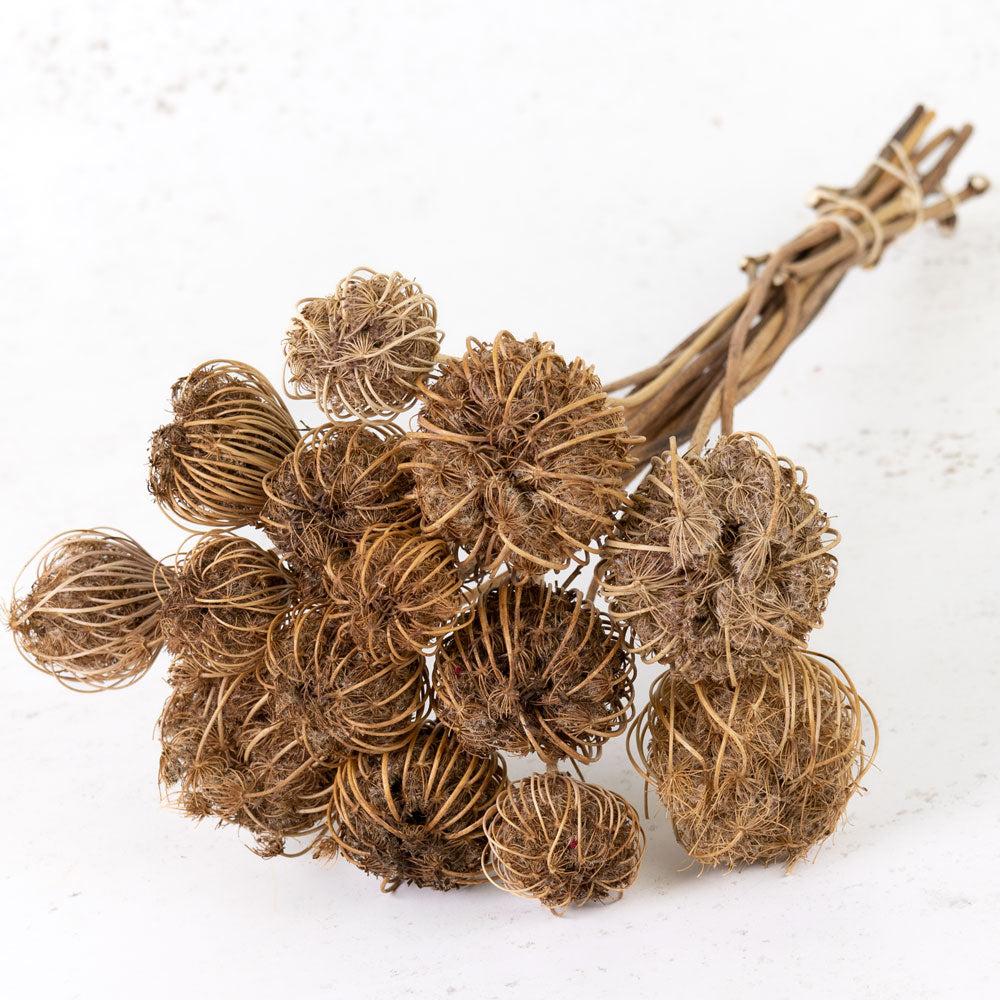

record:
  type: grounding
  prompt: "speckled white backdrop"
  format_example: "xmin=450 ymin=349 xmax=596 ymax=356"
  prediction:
xmin=1 ymin=2 xmax=998 ymax=998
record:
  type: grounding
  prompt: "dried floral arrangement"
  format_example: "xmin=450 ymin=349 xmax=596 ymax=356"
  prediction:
xmin=8 ymin=105 xmax=987 ymax=914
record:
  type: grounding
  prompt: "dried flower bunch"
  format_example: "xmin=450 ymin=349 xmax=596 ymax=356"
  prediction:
xmin=149 ymin=360 xmax=300 ymax=528
xmin=434 ymin=580 xmax=635 ymax=763
xmin=628 ymin=651 xmax=875 ymax=868
xmin=159 ymin=670 xmax=336 ymax=857
xmin=8 ymin=105 xmax=985 ymax=913
xmin=9 ymin=529 xmax=172 ymax=690
xmin=408 ymin=331 xmax=637 ymax=576
xmin=601 ymin=434 xmax=838 ymax=683
xmin=159 ymin=531 xmax=294 ymax=676
xmin=285 ymin=267 xmax=442 ymax=420
xmin=317 ymin=723 xmax=506 ymax=891
xmin=260 ymin=421 xmax=417 ymax=575
xmin=265 ymin=600 xmax=430 ymax=761
xmin=484 ymin=770 xmax=646 ymax=912
xmin=323 ymin=527 xmax=466 ymax=664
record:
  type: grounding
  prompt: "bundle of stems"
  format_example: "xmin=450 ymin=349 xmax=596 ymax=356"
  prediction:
xmin=609 ymin=106 xmax=988 ymax=461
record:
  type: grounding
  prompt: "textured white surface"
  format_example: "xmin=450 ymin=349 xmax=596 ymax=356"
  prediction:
xmin=2 ymin=2 xmax=999 ymax=998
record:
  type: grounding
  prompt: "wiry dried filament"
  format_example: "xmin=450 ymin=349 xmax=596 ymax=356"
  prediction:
xmin=627 ymin=649 xmax=877 ymax=868
xmin=159 ymin=670 xmax=336 ymax=856
xmin=149 ymin=359 xmax=300 ymax=528
xmin=601 ymin=433 xmax=838 ymax=683
xmin=9 ymin=528 xmax=171 ymax=691
xmin=284 ymin=268 xmax=442 ymax=420
xmin=159 ymin=531 xmax=293 ymax=675
xmin=409 ymin=332 xmax=638 ymax=577
xmin=265 ymin=600 xmax=430 ymax=763
xmin=324 ymin=528 xmax=466 ymax=664
xmin=317 ymin=723 xmax=506 ymax=891
xmin=433 ymin=580 xmax=635 ymax=764
xmin=484 ymin=771 xmax=646 ymax=913
xmin=260 ymin=420 xmax=417 ymax=573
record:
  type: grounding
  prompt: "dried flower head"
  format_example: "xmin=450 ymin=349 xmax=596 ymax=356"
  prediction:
xmin=159 ymin=670 xmax=335 ymax=857
xmin=628 ymin=650 xmax=876 ymax=869
xmin=317 ymin=722 xmax=506 ymax=891
xmin=324 ymin=527 xmax=465 ymax=664
xmin=149 ymin=359 xmax=300 ymax=528
xmin=284 ymin=268 xmax=442 ymax=420
xmin=484 ymin=770 xmax=646 ymax=913
xmin=260 ymin=421 xmax=417 ymax=573
xmin=265 ymin=600 xmax=430 ymax=763
xmin=434 ymin=580 xmax=635 ymax=763
xmin=409 ymin=332 xmax=636 ymax=577
xmin=601 ymin=434 xmax=838 ymax=683
xmin=159 ymin=532 xmax=293 ymax=675
xmin=9 ymin=529 xmax=171 ymax=691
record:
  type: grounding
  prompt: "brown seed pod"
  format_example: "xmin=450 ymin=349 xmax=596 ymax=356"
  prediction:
xmin=484 ymin=770 xmax=646 ymax=913
xmin=284 ymin=268 xmax=442 ymax=420
xmin=324 ymin=527 xmax=465 ymax=664
xmin=159 ymin=670 xmax=336 ymax=857
xmin=600 ymin=433 xmax=838 ymax=683
xmin=408 ymin=332 xmax=637 ymax=577
xmin=265 ymin=600 xmax=430 ymax=763
xmin=8 ymin=529 xmax=172 ymax=691
xmin=628 ymin=650 xmax=877 ymax=869
xmin=317 ymin=722 xmax=506 ymax=891
xmin=433 ymin=580 xmax=636 ymax=764
xmin=149 ymin=359 xmax=300 ymax=528
xmin=260 ymin=421 xmax=417 ymax=573
xmin=159 ymin=532 xmax=293 ymax=675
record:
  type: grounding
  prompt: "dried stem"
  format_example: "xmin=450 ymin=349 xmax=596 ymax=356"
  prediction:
xmin=613 ymin=106 xmax=988 ymax=461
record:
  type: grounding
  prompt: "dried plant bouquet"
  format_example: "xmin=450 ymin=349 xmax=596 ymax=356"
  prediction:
xmin=8 ymin=104 xmax=986 ymax=914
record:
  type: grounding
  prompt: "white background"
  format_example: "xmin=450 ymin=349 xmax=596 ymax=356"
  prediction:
xmin=2 ymin=2 xmax=998 ymax=997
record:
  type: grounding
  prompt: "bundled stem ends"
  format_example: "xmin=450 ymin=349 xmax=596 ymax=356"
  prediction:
xmin=611 ymin=106 xmax=989 ymax=459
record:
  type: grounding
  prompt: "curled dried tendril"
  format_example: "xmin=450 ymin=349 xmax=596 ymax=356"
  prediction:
xmin=260 ymin=421 xmax=417 ymax=574
xmin=324 ymin=527 xmax=465 ymax=664
xmin=433 ymin=580 xmax=636 ymax=764
xmin=159 ymin=531 xmax=293 ymax=676
xmin=148 ymin=359 xmax=300 ymax=528
xmin=159 ymin=670 xmax=336 ymax=857
xmin=408 ymin=332 xmax=636 ymax=577
xmin=8 ymin=529 xmax=171 ymax=691
xmin=628 ymin=650 xmax=877 ymax=869
xmin=284 ymin=268 xmax=442 ymax=420
xmin=601 ymin=433 xmax=838 ymax=683
xmin=484 ymin=770 xmax=646 ymax=913
xmin=316 ymin=722 xmax=506 ymax=891
xmin=265 ymin=600 xmax=430 ymax=764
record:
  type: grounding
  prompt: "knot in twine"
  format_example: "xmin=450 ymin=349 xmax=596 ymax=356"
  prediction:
xmin=807 ymin=140 xmax=925 ymax=269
